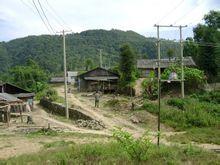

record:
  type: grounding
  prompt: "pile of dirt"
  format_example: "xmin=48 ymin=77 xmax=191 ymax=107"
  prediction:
xmin=75 ymin=119 xmax=105 ymax=130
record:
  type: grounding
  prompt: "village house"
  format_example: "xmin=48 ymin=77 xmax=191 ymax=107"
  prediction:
xmin=77 ymin=67 xmax=119 ymax=92
xmin=50 ymin=71 xmax=78 ymax=84
xmin=0 ymin=82 xmax=35 ymax=112
xmin=67 ymin=71 xmax=78 ymax=84
xmin=137 ymin=56 xmax=196 ymax=77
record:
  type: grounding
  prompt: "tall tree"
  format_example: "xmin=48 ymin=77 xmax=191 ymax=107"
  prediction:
xmin=85 ymin=58 xmax=94 ymax=71
xmin=193 ymin=10 xmax=220 ymax=80
xmin=119 ymin=44 xmax=136 ymax=88
xmin=183 ymin=37 xmax=199 ymax=63
xmin=167 ymin=48 xmax=174 ymax=61
xmin=10 ymin=59 xmax=48 ymax=93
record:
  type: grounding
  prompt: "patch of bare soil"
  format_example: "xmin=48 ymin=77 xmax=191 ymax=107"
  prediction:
xmin=134 ymin=78 xmax=145 ymax=96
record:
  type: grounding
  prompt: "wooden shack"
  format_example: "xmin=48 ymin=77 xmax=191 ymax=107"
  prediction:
xmin=0 ymin=82 xmax=35 ymax=111
xmin=77 ymin=67 xmax=119 ymax=92
xmin=137 ymin=56 xmax=196 ymax=77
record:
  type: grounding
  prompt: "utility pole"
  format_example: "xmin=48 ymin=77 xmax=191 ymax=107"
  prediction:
xmin=154 ymin=25 xmax=161 ymax=147
xmin=154 ymin=24 xmax=187 ymax=147
xmin=99 ymin=49 xmax=103 ymax=68
xmin=154 ymin=24 xmax=187 ymax=98
xmin=180 ymin=26 xmax=185 ymax=98
xmin=57 ymin=29 xmax=71 ymax=119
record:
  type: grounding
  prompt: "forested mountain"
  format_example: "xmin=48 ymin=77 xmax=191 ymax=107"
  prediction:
xmin=0 ymin=29 xmax=179 ymax=74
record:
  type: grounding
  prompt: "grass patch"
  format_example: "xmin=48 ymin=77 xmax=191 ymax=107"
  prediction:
xmin=142 ymin=98 xmax=219 ymax=130
xmin=26 ymin=128 xmax=110 ymax=139
xmin=26 ymin=128 xmax=58 ymax=138
xmin=167 ymin=127 xmax=220 ymax=145
xmin=1 ymin=141 xmax=219 ymax=164
xmin=43 ymin=140 xmax=75 ymax=149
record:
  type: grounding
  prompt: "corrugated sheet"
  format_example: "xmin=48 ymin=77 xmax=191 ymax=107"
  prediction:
xmin=137 ymin=57 xmax=196 ymax=69
xmin=0 ymin=93 xmax=22 ymax=102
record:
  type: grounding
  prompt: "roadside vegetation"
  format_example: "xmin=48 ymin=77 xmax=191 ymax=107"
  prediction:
xmin=141 ymin=91 xmax=220 ymax=145
xmin=1 ymin=129 xmax=219 ymax=164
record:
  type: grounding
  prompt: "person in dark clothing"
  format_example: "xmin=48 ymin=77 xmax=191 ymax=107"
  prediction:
xmin=94 ymin=90 xmax=101 ymax=108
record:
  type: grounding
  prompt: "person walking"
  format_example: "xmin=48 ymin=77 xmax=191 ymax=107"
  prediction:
xmin=94 ymin=90 xmax=101 ymax=108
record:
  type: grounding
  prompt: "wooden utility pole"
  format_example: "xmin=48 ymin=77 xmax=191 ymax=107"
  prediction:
xmin=154 ymin=24 xmax=187 ymax=98
xmin=179 ymin=26 xmax=185 ymax=98
xmin=57 ymin=29 xmax=71 ymax=119
xmin=154 ymin=24 xmax=187 ymax=146
xmin=155 ymin=25 xmax=161 ymax=147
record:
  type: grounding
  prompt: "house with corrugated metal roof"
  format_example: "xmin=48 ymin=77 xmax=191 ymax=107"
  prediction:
xmin=77 ymin=67 xmax=119 ymax=92
xmin=0 ymin=82 xmax=35 ymax=112
xmin=137 ymin=56 xmax=196 ymax=77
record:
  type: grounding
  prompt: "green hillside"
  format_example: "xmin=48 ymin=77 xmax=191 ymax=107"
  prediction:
xmin=0 ymin=29 xmax=179 ymax=73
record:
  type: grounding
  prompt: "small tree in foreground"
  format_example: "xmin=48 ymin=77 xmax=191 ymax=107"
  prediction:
xmin=113 ymin=128 xmax=152 ymax=161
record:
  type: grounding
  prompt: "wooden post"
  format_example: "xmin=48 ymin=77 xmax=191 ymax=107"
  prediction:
xmin=19 ymin=104 xmax=23 ymax=123
xmin=7 ymin=105 xmax=10 ymax=127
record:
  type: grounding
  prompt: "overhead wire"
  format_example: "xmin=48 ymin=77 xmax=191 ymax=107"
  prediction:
xmin=174 ymin=0 xmax=206 ymax=26
xmin=41 ymin=0 xmax=66 ymax=30
xmin=156 ymin=0 xmax=185 ymax=24
xmin=37 ymin=0 xmax=56 ymax=34
xmin=32 ymin=0 xmax=53 ymax=34
xmin=45 ymin=0 xmax=71 ymax=30
xmin=20 ymin=0 xmax=37 ymax=15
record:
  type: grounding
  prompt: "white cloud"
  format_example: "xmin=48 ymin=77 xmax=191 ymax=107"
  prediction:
xmin=0 ymin=0 xmax=219 ymax=41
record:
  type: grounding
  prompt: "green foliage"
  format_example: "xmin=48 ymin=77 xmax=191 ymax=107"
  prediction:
xmin=167 ymin=98 xmax=186 ymax=110
xmin=43 ymin=141 xmax=75 ymax=149
xmin=9 ymin=59 xmax=48 ymax=93
xmin=36 ymin=87 xmax=59 ymax=102
xmin=142 ymin=97 xmax=219 ymax=129
xmin=119 ymin=44 xmax=136 ymax=88
xmin=161 ymin=66 xmax=206 ymax=90
xmin=3 ymin=136 xmax=220 ymax=164
xmin=142 ymin=101 xmax=158 ymax=112
xmin=27 ymin=128 xmax=58 ymax=138
xmin=193 ymin=10 xmax=220 ymax=80
xmin=0 ymin=29 xmax=180 ymax=75
xmin=113 ymin=128 xmax=153 ymax=161
xmin=184 ymin=37 xmax=199 ymax=63
xmin=190 ymin=90 xmax=220 ymax=104
xmin=166 ymin=48 xmax=174 ymax=60
xmin=84 ymin=58 xmax=94 ymax=71
xmin=141 ymin=71 xmax=158 ymax=100
xmin=168 ymin=127 xmax=220 ymax=145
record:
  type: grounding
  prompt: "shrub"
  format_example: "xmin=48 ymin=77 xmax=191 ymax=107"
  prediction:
xmin=167 ymin=98 xmax=186 ymax=110
xmin=113 ymin=128 xmax=153 ymax=161
xmin=141 ymin=73 xmax=158 ymax=100
xmin=161 ymin=66 xmax=206 ymax=91
xmin=36 ymin=87 xmax=58 ymax=101
xmin=191 ymin=90 xmax=220 ymax=104
xmin=142 ymin=101 xmax=158 ymax=113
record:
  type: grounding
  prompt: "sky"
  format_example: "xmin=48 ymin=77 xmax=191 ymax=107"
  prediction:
xmin=0 ymin=0 xmax=219 ymax=41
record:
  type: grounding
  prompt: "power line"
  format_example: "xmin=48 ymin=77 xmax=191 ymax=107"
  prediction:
xmin=45 ymin=0 xmax=71 ymax=30
xmin=41 ymin=0 xmax=66 ymax=30
xmin=32 ymin=0 xmax=53 ymax=34
xmin=174 ymin=1 xmax=205 ymax=25
xmin=157 ymin=0 xmax=185 ymax=24
xmin=37 ymin=0 xmax=55 ymax=34
xmin=20 ymin=0 xmax=37 ymax=15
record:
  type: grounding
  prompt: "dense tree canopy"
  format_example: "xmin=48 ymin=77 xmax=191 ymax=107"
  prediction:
xmin=0 ymin=29 xmax=179 ymax=74
xmin=193 ymin=10 xmax=220 ymax=81
xmin=9 ymin=59 xmax=48 ymax=93
xmin=119 ymin=44 xmax=136 ymax=87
